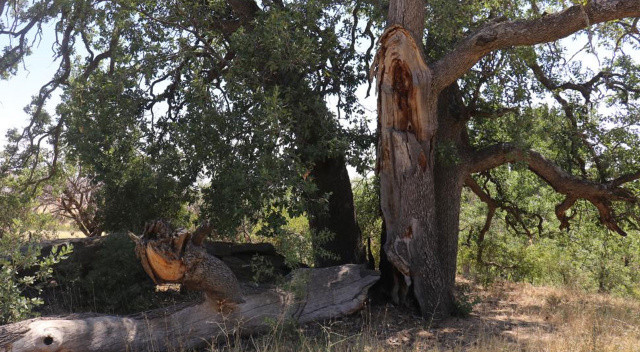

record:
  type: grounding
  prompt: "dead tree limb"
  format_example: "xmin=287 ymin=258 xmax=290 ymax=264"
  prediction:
xmin=1 ymin=265 xmax=378 ymax=352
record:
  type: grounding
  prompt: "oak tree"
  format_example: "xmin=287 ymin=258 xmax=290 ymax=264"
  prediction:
xmin=0 ymin=0 xmax=377 ymax=265
xmin=374 ymin=0 xmax=640 ymax=316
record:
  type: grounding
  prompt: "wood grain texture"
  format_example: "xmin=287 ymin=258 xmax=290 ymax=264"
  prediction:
xmin=372 ymin=25 xmax=449 ymax=314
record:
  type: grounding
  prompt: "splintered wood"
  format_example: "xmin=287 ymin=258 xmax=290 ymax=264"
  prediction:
xmin=129 ymin=221 xmax=192 ymax=284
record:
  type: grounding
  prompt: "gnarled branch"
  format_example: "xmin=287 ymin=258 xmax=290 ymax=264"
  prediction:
xmin=469 ymin=142 xmax=638 ymax=235
xmin=431 ymin=0 xmax=640 ymax=92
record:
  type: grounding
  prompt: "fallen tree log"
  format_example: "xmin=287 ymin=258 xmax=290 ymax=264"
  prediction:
xmin=1 ymin=264 xmax=378 ymax=352
xmin=1 ymin=221 xmax=379 ymax=351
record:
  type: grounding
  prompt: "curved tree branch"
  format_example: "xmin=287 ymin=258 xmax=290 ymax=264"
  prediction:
xmin=555 ymin=196 xmax=578 ymax=231
xmin=431 ymin=0 xmax=640 ymax=92
xmin=469 ymin=142 xmax=638 ymax=235
xmin=527 ymin=60 xmax=606 ymax=179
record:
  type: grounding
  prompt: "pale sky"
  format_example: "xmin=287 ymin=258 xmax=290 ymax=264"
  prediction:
xmin=0 ymin=22 xmax=61 ymax=146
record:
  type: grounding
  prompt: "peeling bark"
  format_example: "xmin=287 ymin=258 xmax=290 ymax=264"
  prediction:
xmin=372 ymin=25 xmax=451 ymax=315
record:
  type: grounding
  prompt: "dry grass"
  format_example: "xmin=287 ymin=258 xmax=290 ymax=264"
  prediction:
xmin=53 ymin=230 xmax=83 ymax=239
xmin=205 ymin=280 xmax=640 ymax=352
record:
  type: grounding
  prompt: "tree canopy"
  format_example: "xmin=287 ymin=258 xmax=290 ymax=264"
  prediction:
xmin=1 ymin=0 xmax=640 ymax=316
xmin=1 ymin=0 xmax=379 ymax=236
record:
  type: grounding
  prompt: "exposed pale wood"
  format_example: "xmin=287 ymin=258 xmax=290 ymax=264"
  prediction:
xmin=372 ymin=25 xmax=434 ymax=144
xmin=131 ymin=221 xmax=245 ymax=304
xmin=144 ymin=241 xmax=187 ymax=281
xmin=0 ymin=265 xmax=379 ymax=352
xmin=372 ymin=24 xmax=449 ymax=314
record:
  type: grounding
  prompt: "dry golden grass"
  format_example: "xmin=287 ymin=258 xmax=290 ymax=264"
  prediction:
xmin=205 ymin=280 xmax=640 ymax=352
xmin=457 ymin=282 xmax=640 ymax=352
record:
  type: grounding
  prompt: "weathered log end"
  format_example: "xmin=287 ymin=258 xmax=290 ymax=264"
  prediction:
xmin=0 ymin=264 xmax=379 ymax=352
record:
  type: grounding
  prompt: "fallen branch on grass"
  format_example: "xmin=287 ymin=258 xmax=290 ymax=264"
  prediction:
xmin=0 ymin=221 xmax=379 ymax=352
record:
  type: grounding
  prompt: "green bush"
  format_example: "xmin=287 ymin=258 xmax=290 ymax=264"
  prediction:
xmin=352 ymin=176 xmax=382 ymax=268
xmin=0 ymin=233 xmax=72 ymax=324
xmin=458 ymin=182 xmax=640 ymax=299
xmin=51 ymin=232 xmax=195 ymax=314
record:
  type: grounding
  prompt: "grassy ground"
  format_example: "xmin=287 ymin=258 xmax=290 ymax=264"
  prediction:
xmin=210 ymin=279 xmax=640 ymax=352
xmin=40 ymin=231 xmax=640 ymax=351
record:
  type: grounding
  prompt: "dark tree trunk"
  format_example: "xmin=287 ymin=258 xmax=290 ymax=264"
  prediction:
xmin=308 ymin=155 xmax=365 ymax=267
xmin=273 ymin=70 xmax=364 ymax=269
xmin=432 ymin=86 xmax=469 ymax=312
xmin=229 ymin=0 xmax=365 ymax=269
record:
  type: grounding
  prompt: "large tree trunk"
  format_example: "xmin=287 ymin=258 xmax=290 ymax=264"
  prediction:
xmin=272 ymin=74 xmax=364 ymax=269
xmin=308 ymin=155 xmax=365 ymax=267
xmin=374 ymin=0 xmax=640 ymax=318
xmin=373 ymin=9 xmax=446 ymax=316
xmin=290 ymin=90 xmax=364 ymax=268
xmin=373 ymin=0 xmax=466 ymax=317
xmin=432 ymin=86 xmax=470 ymax=312
xmin=1 ymin=222 xmax=378 ymax=352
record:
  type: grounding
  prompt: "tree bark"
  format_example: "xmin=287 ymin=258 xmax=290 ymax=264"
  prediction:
xmin=431 ymin=85 xmax=469 ymax=313
xmin=0 ymin=265 xmax=378 ymax=352
xmin=308 ymin=155 xmax=365 ymax=267
xmin=376 ymin=0 xmax=640 ymax=318
xmin=372 ymin=21 xmax=448 ymax=316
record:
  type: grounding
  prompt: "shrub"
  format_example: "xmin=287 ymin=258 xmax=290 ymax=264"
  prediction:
xmin=51 ymin=232 xmax=196 ymax=314
xmin=0 ymin=233 xmax=72 ymax=324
